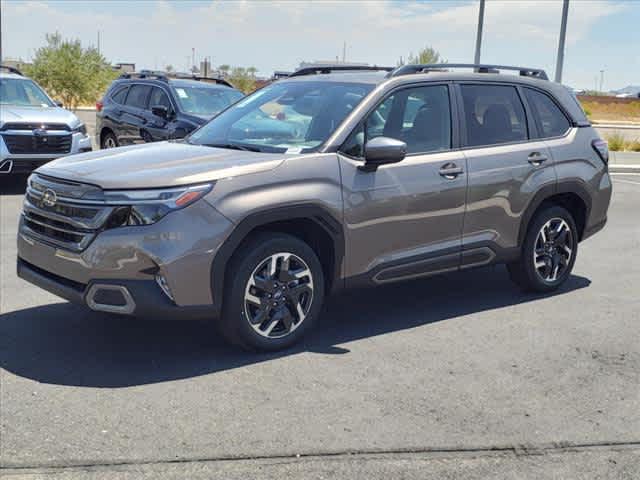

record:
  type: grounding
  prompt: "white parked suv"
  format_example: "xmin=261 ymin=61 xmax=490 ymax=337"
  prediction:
xmin=0 ymin=65 xmax=92 ymax=174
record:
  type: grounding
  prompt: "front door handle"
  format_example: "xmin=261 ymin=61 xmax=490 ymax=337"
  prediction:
xmin=439 ymin=163 xmax=464 ymax=179
xmin=528 ymin=152 xmax=548 ymax=166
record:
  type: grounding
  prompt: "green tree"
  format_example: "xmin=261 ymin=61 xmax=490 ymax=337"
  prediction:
xmin=24 ymin=33 xmax=117 ymax=110
xmin=228 ymin=66 xmax=257 ymax=93
xmin=165 ymin=65 xmax=174 ymax=73
xmin=218 ymin=64 xmax=231 ymax=77
xmin=401 ymin=46 xmax=446 ymax=66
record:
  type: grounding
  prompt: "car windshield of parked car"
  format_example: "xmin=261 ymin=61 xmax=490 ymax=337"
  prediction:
xmin=172 ymin=85 xmax=244 ymax=116
xmin=0 ymin=78 xmax=54 ymax=107
xmin=187 ymin=80 xmax=374 ymax=153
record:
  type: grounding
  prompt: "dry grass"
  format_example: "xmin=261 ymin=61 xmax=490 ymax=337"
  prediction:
xmin=605 ymin=133 xmax=640 ymax=152
xmin=580 ymin=100 xmax=640 ymax=123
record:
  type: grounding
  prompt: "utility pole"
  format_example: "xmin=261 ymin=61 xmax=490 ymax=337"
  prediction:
xmin=192 ymin=48 xmax=195 ymax=71
xmin=342 ymin=41 xmax=346 ymax=63
xmin=473 ymin=0 xmax=485 ymax=65
xmin=97 ymin=30 xmax=101 ymax=53
xmin=554 ymin=0 xmax=569 ymax=83
xmin=599 ymin=70 xmax=605 ymax=94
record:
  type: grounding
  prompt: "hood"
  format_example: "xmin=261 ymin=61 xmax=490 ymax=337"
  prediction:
xmin=36 ymin=141 xmax=287 ymax=189
xmin=0 ymin=105 xmax=81 ymax=128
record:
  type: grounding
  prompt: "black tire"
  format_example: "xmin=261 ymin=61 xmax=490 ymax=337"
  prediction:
xmin=101 ymin=130 xmax=118 ymax=149
xmin=219 ymin=232 xmax=325 ymax=352
xmin=508 ymin=205 xmax=578 ymax=293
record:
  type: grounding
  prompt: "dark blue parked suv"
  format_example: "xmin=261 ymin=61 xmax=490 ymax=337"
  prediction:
xmin=96 ymin=71 xmax=244 ymax=149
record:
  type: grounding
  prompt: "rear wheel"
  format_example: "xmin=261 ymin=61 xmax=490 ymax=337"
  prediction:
xmin=508 ymin=205 xmax=578 ymax=293
xmin=101 ymin=131 xmax=118 ymax=149
xmin=219 ymin=233 xmax=325 ymax=351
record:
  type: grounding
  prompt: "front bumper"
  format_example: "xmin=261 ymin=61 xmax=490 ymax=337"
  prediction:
xmin=0 ymin=132 xmax=92 ymax=174
xmin=17 ymin=259 xmax=213 ymax=319
xmin=17 ymin=199 xmax=235 ymax=316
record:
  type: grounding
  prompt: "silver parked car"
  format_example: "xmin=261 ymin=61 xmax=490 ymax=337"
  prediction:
xmin=17 ymin=64 xmax=612 ymax=351
xmin=0 ymin=65 xmax=92 ymax=175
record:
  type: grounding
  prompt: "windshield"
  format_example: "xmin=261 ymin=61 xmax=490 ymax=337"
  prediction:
xmin=0 ymin=78 xmax=54 ymax=107
xmin=172 ymin=85 xmax=244 ymax=116
xmin=187 ymin=80 xmax=374 ymax=153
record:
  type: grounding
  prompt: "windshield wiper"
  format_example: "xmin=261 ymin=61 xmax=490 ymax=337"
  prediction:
xmin=203 ymin=143 xmax=262 ymax=152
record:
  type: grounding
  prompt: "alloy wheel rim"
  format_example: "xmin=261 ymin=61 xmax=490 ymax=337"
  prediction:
xmin=533 ymin=218 xmax=573 ymax=282
xmin=105 ymin=137 xmax=116 ymax=148
xmin=244 ymin=252 xmax=314 ymax=339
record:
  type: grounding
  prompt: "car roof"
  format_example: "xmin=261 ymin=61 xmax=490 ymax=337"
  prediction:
xmin=113 ymin=77 xmax=237 ymax=91
xmin=0 ymin=72 xmax=29 ymax=80
xmin=282 ymin=70 xmax=390 ymax=85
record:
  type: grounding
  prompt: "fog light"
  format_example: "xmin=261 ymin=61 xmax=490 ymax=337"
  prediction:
xmin=155 ymin=274 xmax=175 ymax=302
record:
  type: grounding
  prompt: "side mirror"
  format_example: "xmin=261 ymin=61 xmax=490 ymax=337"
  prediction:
xmin=151 ymin=105 xmax=169 ymax=119
xmin=54 ymin=100 xmax=64 ymax=108
xmin=359 ymin=136 xmax=407 ymax=172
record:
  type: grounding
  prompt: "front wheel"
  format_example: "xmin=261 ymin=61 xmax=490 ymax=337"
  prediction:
xmin=101 ymin=131 xmax=118 ymax=149
xmin=219 ymin=233 xmax=325 ymax=352
xmin=508 ymin=205 xmax=578 ymax=293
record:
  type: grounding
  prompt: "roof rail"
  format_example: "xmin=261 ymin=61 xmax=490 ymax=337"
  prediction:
xmin=118 ymin=70 xmax=168 ymax=81
xmin=0 ymin=64 xmax=23 ymax=76
xmin=169 ymin=72 xmax=234 ymax=88
xmin=389 ymin=63 xmax=549 ymax=80
xmin=290 ymin=65 xmax=394 ymax=78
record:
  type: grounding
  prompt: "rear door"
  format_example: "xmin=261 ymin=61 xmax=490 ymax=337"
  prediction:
xmin=120 ymin=84 xmax=152 ymax=145
xmin=339 ymin=83 xmax=468 ymax=283
xmin=457 ymin=83 xmax=555 ymax=261
xmin=143 ymin=86 xmax=175 ymax=142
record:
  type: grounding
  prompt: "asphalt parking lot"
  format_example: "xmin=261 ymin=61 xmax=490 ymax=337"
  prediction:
xmin=1 ymin=173 xmax=639 ymax=479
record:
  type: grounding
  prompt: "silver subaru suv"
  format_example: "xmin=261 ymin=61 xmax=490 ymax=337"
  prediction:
xmin=17 ymin=64 xmax=612 ymax=351
xmin=0 ymin=65 xmax=92 ymax=175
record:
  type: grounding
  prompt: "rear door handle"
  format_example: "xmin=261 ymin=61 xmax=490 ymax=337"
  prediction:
xmin=439 ymin=163 xmax=464 ymax=179
xmin=528 ymin=152 xmax=548 ymax=165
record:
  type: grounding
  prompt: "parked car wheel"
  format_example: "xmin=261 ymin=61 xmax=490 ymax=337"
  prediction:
xmin=101 ymin=131 xmax=118 ymax=149
xmin=508 ymin=205 xmax=578 ymax=293
xmin=219 ymin=233 xmax=325 ymax=352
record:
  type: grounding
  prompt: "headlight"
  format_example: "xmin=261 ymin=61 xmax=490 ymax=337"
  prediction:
xmin=102 ymin=183 xmax=213 ymax=227
xmin=72 ymin=123 xmax=87 ymax=135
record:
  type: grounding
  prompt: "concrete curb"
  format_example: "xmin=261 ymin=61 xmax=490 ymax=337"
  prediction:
xmin=609 ymin=164 xmax=640 ymax=174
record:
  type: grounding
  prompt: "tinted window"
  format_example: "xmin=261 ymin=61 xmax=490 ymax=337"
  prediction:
xmin=461 ymin=84 xmax=527 ymax=147
xmin=188 ymin=81 xmax=373 ymax=153
xmin=524 ymin=88 xmax=570 ymax=138
xmin=172 ymin=85 xmax=244 ymax=116
xmin=125 ymin=85 xmax=151 ymax=109
xmin=342 ymin=85 xmax=451 ymax=157
xmin=110 ymin=86 xmax=128 ymax=104
xmin=149 ymin=87 xmax=171 ymax=110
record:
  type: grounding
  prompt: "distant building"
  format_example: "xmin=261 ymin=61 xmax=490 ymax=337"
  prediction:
xmin=112 ymin=63 xmax=135 ymax=73
xmin=1 ymin=58 xmax=32 ymax=72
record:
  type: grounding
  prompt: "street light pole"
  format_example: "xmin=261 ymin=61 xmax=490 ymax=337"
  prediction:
xmin=554 ymin=0 xmax=570 ymax=83
xmin=600 ymin=70 xmax=605 ymax=94
xmin=474 ymin=0 xmax=485 ymax=65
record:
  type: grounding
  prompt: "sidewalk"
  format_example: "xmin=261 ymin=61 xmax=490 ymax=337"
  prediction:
xmin=609 ymin=151 xmax=640 ymax=173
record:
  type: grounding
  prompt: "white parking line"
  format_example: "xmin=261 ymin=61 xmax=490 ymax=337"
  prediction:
xmin=614 ymin=178 xmax=640 ymax=186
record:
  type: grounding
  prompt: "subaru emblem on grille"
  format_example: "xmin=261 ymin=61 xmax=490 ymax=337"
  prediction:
xmin=42 ymin=189 xmax=58 ymax=208
xmin=32 ymin=128 xmax=47 ymax=136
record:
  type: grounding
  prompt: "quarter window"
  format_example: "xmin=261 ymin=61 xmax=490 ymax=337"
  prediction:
xmin=341 ymin=85 xmax=452 ymax=157
xmin=460 ymin=84 xmax=528 ymax=147
xmin=523 ymin=88 xmax=571 ymax=138
xmin=110 ymin=86 xmax=128 ymax=105
xmin=125 ymin=85 xmax=151 ymax=109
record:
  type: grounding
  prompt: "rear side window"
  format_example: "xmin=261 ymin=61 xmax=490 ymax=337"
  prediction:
xmin=460 ymin=84 xmax=527 ymax=147
xmin=523 ymin=88 xmax=571 ymax=138
xmin=125 ymin=85 xmax=151 ymax=109
xmin=110 ymin=86 xmax=128 ymax=104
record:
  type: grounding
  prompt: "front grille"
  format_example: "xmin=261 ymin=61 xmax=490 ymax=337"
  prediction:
xmin=2 ymin=133 xmax=72 ymax=154
xmin=21 ymin=175 xmax=115 ymax=252
xmin=0 ymin=122 xmax=70 ymax=131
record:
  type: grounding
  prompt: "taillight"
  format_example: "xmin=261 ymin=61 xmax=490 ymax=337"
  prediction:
xmin=96 ymin=100 xmax=103 ymax=112
xmin=592 ymin=139 xmax=609 ymax=164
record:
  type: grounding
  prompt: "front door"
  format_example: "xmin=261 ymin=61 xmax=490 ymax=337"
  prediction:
xmin=338 ymin=83 xmax=468 ymax=283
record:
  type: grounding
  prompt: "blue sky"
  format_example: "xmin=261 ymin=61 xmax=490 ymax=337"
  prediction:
xmin=2 ymin=0 xmax=639 ymax=90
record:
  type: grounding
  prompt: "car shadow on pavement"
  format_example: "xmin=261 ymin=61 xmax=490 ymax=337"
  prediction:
xmin=0 ymin=266 xmax=591 ymax=388
xmin=0 ymin=175 xmax=29 ymax=195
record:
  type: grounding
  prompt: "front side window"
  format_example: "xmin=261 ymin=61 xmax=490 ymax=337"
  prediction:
xmin=341 ymin=84 xmax=452 ymax=157
xmin=125 ymin=85 xmax=151 ymax=109
xmin=523 ymin=88 xmax=571 ymax=138
xmin=171 ymin=85 xmax=244 ymax=116
xmin=188 ymin=81 xmax=373 ymax=153
xmin=0 ymin=78 xmax=54 ymax=107
xmin=460 ymin=84 xmax=527 ymax=147
xmin=149 ymin=87 xmax=172 ymax=110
